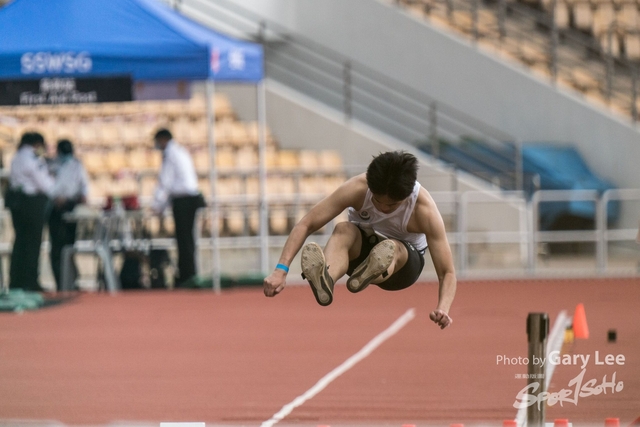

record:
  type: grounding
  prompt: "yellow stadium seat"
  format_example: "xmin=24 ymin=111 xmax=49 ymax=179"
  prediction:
xmin=625 ymin=33 xmax=640 ymax=60
xmin=105 ymin=150 xmax=127 ymax=173
xmin=140 ymin=174 xmax=157 ymax=198
xmin=593 ymin=4 xmax=616 ymax=36
xmin=148 ymin=150 xmax=162 ymax=169
xmin=214 ymin=120 xmax=234 ymax=146
xmin=127 ymin=148 xmax=149 ymax=170
xmin=82 ymin=151 xmax=106 ymax=175
xmin=277 ymin=150 xmax=300 ymax=171
xmin=77 ymin=122 xmax=99 ymax=147
xmin=192 ymin=149 xmax=210 ymax=173
xmin=298 ymin=150 xmax=319 ymax=172
xmin=269 ymin=207 xmax=289 ymax=235
xmin=318 ymin=150 xmax=343 ymax=172
xmin=121 ymin=122 xmax=142 ymax=145
xmin=213 ymin=93 xmax=235 ymax=120
xmin=235 ymin=147 xmax=258 ymax=171
xmin=215 ymin=148 xmax=235 ymax=170
xmin=230 ymin=122 xmax=250 ymax=147
xmin=555 ymin=2 xmax=570 ymax=29
xmin=100 ymin=122 xmax=121 ymax=145
xmin=573 ymin=2 xmax=594 ymax=32
xmin=618 ymin=4 xmax=640 ymax=32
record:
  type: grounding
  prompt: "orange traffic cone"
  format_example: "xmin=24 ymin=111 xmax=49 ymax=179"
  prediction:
xmin=605 ymin=418 xmax=620 ymax=427
xmin=573 ymin=303 xmax=590 ymax=339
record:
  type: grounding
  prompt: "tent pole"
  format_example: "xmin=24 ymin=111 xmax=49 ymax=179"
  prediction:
xmin=257 ymin=81 xmax=269 ymax=275
xmin=206 ymin=80 xmax=221 ymax=293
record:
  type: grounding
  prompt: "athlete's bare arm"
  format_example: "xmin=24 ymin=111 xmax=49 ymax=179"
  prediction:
xmin=408 ymin=187 xmax=457 ymax=329
xmin=263 ymin=175 xmax=368 ymax=297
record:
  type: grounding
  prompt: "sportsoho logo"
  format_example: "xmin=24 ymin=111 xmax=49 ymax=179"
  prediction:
xmin=21 ymin=51 xmax=93 ymax=75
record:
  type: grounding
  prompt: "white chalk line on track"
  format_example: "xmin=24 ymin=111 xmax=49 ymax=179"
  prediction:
xmin=259 ymin=307 xmax=417 ymax=427
xmin=515 ymin=310 xmax=572 ymax=427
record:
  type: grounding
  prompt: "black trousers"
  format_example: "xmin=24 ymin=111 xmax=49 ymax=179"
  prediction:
xmin=9 ymin=192 xmax=49 ymax=291
xmin=48 ymin=201 xmax=78 ymax=291
xmin=171 ymin=194 xmax=205 ymax=286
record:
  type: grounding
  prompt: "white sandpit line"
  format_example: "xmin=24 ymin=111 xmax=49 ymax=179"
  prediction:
xmin=260 ymin=307 xmax=417 ymax=427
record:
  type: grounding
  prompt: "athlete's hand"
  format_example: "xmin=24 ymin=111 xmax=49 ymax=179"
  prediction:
xmin=429 ymin=309 xmax=453 ymax=329
xmin=263 ymin=269 xmax=287 ymax=297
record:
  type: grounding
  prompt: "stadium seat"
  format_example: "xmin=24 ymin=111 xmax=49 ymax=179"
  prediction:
xmin=235 ymin=147 xmax=258 ymax=171
xmin=269 ymin=207 xmax=289 ymax=235
xmin=624 ymin=33 xmax=640 ymax=60
xmin=216 ymin=148 xmax=235 ymax=170
xmin=100 ymin=122 xmax=121 ymax=145
xmin=81 ymin=151 xmax=106 ymax=176
xmin=277 ymin=150 xmax=300 ymax=171
xmin=298 ymin=150 xmax=320 ymax=172
xmin=554 ymin=2 xmax=571 ymax=29
xmin=618 ymin=4 xmax=640 ymax=32
xmin=193 ymin=149 xmax=210 ymax=174
xmin=318 ymin=150 xmax=343 ymax=172
xmin=593 ymin=4 xmax=616 ymax=36
xmin=105 ymin=150 xmax=127 ymax=173
xmin=573 ymin=2 xmax=594 ymax=31
xmin=127 ymin=148 xmax=149 ymax=170
xmin=77 ymin=123 xmax=99 ymax=147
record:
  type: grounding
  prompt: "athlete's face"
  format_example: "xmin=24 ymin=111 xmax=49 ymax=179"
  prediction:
xmin=371 ymin=194 xmax=404 ymax=214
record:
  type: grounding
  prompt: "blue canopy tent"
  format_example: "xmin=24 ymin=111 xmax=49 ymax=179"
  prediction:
xmin=0 ymin=0 xmax=268 ymax=292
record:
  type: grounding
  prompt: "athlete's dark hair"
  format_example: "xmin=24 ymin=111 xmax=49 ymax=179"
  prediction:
xmin=18 ymin=132 xmax=45 ymax=149
xmin=366 ymin=151 xmax=418 ymax=201
xmin=154 ymin=128 xmax=173 ymax=141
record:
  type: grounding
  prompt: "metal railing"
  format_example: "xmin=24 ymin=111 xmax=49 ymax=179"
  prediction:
xmin=164 ymin=0 xmax=526 ymax=191
xmin=172 ymin=188 xmax=640 ymax=277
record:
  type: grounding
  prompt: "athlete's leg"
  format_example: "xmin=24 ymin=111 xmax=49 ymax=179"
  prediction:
xmin=301 ymin=221 xmax=361 ymax=306
xmin=323 ymin=221 xmax=362 ymax=282
xmin=370 ymin=239 xmax=408 ymax=284
xmin=347 ymin=238 xmax=409 ymax=293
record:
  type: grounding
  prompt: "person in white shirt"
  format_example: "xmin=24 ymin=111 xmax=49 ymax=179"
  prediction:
xmin=48 ymin=139 xmax=89 ymax=291
xmin=152 ymin=128 xmax=205 ymax=287
xmin=263 ymin=151 xmax=456 ymax=330
xmin=6 ymin=132 xmax=54 ymax=292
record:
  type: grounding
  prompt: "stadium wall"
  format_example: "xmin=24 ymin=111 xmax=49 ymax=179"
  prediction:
xmin=217 ymin=79 xmax=526 ymax=236
xmin=230 ymin=0 xmax=640 ymax=194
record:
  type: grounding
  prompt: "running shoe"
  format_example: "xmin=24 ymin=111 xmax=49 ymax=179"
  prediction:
xmin=347 ymin=239 xmax=396 ymax=293
xmin=301 ymin=242 xmax=334 ymax=306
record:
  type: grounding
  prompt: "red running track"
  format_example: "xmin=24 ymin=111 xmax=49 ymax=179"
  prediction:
xmin=0 ymin=278 xmax=638 ymax=426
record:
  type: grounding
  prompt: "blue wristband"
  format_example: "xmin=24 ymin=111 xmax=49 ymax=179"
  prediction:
xmin=275 ymin=263 xmax=289 ymax=273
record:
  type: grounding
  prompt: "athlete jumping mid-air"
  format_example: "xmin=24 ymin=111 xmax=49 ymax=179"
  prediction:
xmin=263 ymin=151 xmax=456 ymax=329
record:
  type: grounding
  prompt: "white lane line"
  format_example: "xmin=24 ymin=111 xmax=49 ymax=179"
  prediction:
xmin=515 ymin=310 xmax=572 ymax=427
xmin=260 ymin=308 xmax=416 ymax=427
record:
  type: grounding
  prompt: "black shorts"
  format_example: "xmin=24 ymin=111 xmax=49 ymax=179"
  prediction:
xmin=347 ymin=226 xmax=425 ymax=291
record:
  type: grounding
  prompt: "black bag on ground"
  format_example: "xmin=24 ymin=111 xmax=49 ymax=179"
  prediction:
xmin=119 ymin=252 xmax=142 ymax=290
xmin=149 ymin=249 xmax=170 ymax=289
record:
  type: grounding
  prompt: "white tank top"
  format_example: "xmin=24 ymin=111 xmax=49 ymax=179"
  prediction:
xmin=348 ymin=181 xmax=428 ymax=252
